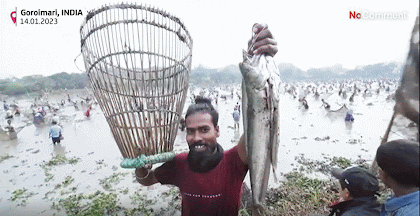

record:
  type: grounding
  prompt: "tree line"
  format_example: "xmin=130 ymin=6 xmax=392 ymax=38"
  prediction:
xmin=0 ymin=72 xmax=89 ymax=95
xmin=0 ymin=62 xmax=403 ymax=96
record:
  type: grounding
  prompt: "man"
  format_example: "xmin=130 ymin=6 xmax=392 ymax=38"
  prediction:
xmin=3 ymin=100 xmax=8 ymax=111
xmin=321 ymin=99 xmax=331 ymax=110
xmin=301 ymin=97 xmax=309 ymax=109
xmin=328 ymin=166 xmax=381 ymax=215
xmin=376 ymin=139 xmax=419 ymax=216
xmin=234 ymin=102 xmax=241 ymax=114
xmin=232 ymin=108 xmax=240 ymax=130
xmin=135 ymin=23 xmax=277 ymax=216
xmin=3 ymin=119 xmax=15 ymax=133
xmin=49 ymin=120 xmax=62 ymax=145
xmin=6 ymin=109 xmax=13 ymax=119
xmin=345 ymin=109 xmax=354 ymax=122
xmin=85 ymin=106 xmax=91 ymax=117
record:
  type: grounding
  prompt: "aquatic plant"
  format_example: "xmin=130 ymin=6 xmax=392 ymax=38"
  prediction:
xmin=98 ymin=172 xmax=129 ymax=191
xmin=10 ymin=188 xmax=28 ymax=201
xmin=294 ymin=154 xmax=369 ymax=174
xmin=161 ymin=186 xmax=181 ymax=212
xmin=0 ymin=154 xmax=13 ymax=163
xmin=9 ymin=188 xmax=38 ymax=206
xmin=68 ymin=157 xmax=80 ymax=164
xmin=79 ymin=193 xmax=122 ymax=216
xmin=44 ymin=171 xmax=54 ymax=182
xmin=127 ymin=191 xmax=154 ymax=215
xmin=329 ymin=156 xmax=352 ymax=169
xmin=46 ymin=155 xmax=68 ymax=166
xmin=50 ymin=191 xmax=155 ymax=216
xmin=45 ymin=155 xmax=80 ymax=166
xmin=119 ymin=187 xmax=129 ymax=195
xmin=62 ymin=176 xmax=75 ymax=187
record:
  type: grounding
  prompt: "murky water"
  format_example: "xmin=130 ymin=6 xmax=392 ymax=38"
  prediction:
xmin=0 ymin=84 xmax=416 ymax=215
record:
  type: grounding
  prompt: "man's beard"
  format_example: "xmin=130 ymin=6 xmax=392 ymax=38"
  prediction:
xmin=187 ymin=142 xmax=224 ymax=173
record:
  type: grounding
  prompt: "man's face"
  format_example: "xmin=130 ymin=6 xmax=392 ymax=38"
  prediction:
xmin=338 ymin=185 xmax=351 ymax=201
xmin=185 ymin=112 xmax=219 ymax=154
xmin=378 ymin=167 xmax=389 ymax=187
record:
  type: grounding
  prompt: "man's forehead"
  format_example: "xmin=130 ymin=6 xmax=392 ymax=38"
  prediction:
xmin=185 ymin=112 xmax=213 ymax=126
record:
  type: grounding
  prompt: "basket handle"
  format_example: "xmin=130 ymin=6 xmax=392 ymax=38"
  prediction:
xmin=74 ymin=53 xmax=85 ymax=72
xmin=120 ymin=152 xmax=176 ymax=169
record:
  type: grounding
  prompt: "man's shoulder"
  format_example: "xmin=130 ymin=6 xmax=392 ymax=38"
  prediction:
xmin=224 ymin=146 xmax=239 ymax=156
xmin=386 ymin=191 xmax=420 ymax=215
xmin=51 ymin=125 xmax=61 ymax=130
xmin=336 ymin=198 xmax=380 ymax=216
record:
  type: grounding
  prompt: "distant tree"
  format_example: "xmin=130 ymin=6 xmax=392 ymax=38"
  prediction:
xmin=2 ymin=83 xmax=27 ymax=95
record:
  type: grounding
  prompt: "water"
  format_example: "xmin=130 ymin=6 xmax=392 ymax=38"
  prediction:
xmin=0 ymin=84 xmax=416 ymax=215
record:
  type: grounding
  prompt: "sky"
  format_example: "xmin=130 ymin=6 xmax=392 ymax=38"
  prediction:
xmin=0 ymin=0 xmax=418 ymax=79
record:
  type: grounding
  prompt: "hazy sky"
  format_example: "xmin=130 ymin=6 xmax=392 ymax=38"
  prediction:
xmin=0 ymin=0 xmax=418 ymax=79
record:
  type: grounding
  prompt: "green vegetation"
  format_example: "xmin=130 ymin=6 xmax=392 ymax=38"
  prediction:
xmin=329 ymin=156 xmax=352 ymax=169
xmin=163 ymin=186 xmax=181 ymax=212
xmin=62 ymin=176 xmax=75 ymax=187
xmin=240 ymin=171 xmax=339 ymax=216
xmin=0 ymin=154 xmax=13 ymax=163
xmin=9 ymin=188 xmax=38 ymax=206
xmin=0 ymin=72 xmax=88 ymax=95
xmin=44 ymin=155 xmax=80 ymax=167
xmin=268 ymin=172 xmax=338 ymax=215
xmin=40 ymin=155 xmax=80 ymax=182
xmin=98 ymin=172 xmax=129 ymax=191
xmin=51 ymin=191 xmax=155 ymax=216
xmin=128 ymin=191 xmax=155 ymax=215
xmin=295 ymin=154 xmax=370 ymax=174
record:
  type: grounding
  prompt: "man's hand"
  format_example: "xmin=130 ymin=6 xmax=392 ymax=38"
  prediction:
xmin=135 ymin=164 xmax=158 ymax=186
xmin=248 ymin=23 xmax=278 ymax=57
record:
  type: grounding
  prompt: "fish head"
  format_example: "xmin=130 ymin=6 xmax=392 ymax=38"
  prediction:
xmin=185 ymin=112 xmax=219 ymax=154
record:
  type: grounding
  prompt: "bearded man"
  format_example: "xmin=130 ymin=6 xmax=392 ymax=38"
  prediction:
xmin=135 ymin=23 xmax=277 ymax=216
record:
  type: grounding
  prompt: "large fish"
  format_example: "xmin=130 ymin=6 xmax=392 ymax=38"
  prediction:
xmin=239 ymin=40 xmax=280 ymax=215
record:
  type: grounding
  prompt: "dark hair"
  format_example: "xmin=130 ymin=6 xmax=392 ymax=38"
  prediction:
xmin=185 ymin=96 xmax=218 ymax=127
xmin=377 ymin=139 xmax=419 ymax=187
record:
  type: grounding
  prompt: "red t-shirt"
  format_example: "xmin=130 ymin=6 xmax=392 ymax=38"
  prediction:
xmin=155 ymin=146 xmax=248 ymax=216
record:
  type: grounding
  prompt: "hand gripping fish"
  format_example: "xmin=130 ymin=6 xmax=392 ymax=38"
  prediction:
xmin=239 ymin=31 xmax=280 ymax=216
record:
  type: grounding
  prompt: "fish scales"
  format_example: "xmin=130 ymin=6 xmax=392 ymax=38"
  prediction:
xmin=240 ymin=50 xmax=280 ymax=215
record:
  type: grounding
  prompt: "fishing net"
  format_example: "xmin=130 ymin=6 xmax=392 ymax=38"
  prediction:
xmin=80 ymin=3 xmax=193 ymax=168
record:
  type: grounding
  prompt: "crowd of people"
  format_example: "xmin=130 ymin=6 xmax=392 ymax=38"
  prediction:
xmin=1 ymin=93 xmax=93 ymax=140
